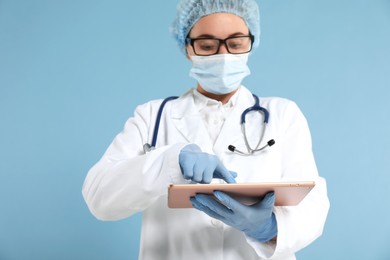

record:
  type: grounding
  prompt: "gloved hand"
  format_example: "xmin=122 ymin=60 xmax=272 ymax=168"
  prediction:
xmin=179 ymin=144 xmax=237 ymax=184
xmin=190 ymin=191 xmax=277 ymax=242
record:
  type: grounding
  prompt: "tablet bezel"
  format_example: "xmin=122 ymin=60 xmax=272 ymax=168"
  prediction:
xmin=168 ymin=181 xmax=315 ymax=208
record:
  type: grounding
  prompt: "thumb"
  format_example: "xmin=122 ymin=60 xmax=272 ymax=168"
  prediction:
xmin=255 ymin=192 xmax=275 ymax=210
xmin=262 ymin=192 xmax=276 ymax=208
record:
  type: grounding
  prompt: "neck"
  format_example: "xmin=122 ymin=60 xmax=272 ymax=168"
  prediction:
xmin=197 ymin=85 xmax=238 ymax=104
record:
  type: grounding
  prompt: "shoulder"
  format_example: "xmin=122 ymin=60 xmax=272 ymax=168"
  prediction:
xmin=259 ymin=97 xmax=311 ymax=137
xmin=239 ymin=86 xmax=296 ymax=109
xmin=139 ymin=89 xmax=192 ymax=107
xmin=260 ymin=96 xmax=299 ymax=112
xmin=265 ymin=97 xmax=305 ymax=122
xmin=133 ymin=89 xmax=193 ymax=116
xmin=247 ymin=93 xmax=307 ymax=125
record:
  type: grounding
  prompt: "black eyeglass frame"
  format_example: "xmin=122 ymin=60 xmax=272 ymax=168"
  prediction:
xmin=186 ymin=34 xmax=255 ymax=56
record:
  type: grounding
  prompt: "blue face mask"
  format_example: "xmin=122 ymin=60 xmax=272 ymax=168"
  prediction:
xmin=189 ymin=53 xmax=251 ymax=95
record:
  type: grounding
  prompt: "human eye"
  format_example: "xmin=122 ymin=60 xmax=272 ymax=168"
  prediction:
xmin=195 ymin=39 xmax=218 ymax=53
xmin=227 ymin=38 xmax=245 ymax=50
xmin=226 ymin=36 xmax=252 ymax=53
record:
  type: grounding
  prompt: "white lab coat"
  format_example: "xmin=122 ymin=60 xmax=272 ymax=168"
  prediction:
xmin=82 ymin=86 xmax=329 ymax=260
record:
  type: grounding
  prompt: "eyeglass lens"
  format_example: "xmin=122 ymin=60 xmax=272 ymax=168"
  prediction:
xmin=192 ymin=36 xmax=253 ymax=56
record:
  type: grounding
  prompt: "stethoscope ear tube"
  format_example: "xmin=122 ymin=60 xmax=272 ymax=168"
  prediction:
xmin=143 ymin=143 xmax=154 ymax=153
xmin=228 ymin=139 xmax=275 ymax=156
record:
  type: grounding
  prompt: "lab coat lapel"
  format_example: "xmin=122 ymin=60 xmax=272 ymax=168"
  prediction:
xmin=171 ymin=91 xmax=213 ymax=150
xmin=214 ymin=87 xmax=254 ymax=153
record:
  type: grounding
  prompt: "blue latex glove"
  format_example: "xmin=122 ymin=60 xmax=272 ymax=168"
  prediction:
xmin=190 ymin=191 xmax=277 ymax=242
xmin=179 ymin=144 xmax=237 ymax=184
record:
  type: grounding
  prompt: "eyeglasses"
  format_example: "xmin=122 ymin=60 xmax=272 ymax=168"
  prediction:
xmin=186 ymin=35 xmax=254 ymax=56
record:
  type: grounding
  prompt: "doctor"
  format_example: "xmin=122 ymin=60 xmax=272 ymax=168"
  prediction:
xmin=82 ymin=0 xmax=330 ymax=259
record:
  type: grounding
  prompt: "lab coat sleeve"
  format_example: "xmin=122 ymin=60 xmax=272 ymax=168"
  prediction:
xmin=82 ymin=101 xmax=188 ymax=221
xmin=246 ymin=100 xmax=330 ymax=259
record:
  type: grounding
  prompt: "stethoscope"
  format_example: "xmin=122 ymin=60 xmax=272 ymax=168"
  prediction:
xmin=143 ymin=93 xmax=275 ymax=155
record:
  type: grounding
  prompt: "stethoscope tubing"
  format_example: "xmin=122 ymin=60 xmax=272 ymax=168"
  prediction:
xmin=144 ymin=93 xmax=274 ymax=155
xmin=151 ymin=96 xmax=178 ymax=148
xmin=143 ymin=96 xmax=178 ymax=153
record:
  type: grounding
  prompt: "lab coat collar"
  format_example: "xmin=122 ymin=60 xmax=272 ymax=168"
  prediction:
xmin=171 ymin=87 xmax=244 ymax=118
xmin=170 ymin=86 xmax=255 ymax=153
xmin=192 ymin=88 xmax=239 ymax=111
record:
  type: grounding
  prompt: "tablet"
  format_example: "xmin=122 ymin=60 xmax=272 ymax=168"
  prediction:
xmin=168 ymin=181 xmax=315 ymax=208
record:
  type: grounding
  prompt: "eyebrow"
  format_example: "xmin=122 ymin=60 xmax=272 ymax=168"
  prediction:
xmin=190 ymin=32 xmax=249 ymax=39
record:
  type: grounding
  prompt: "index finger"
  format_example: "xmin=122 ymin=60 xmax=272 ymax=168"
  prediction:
xmin=215 ymin=163 xmax=237 ymax=184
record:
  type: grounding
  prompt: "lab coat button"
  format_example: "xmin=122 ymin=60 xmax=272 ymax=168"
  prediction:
xmin=211 ymin=219 xmax=221 ymax=227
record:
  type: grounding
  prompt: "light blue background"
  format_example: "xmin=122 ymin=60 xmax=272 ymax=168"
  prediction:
xmin=1 ymin=0 xmax=389 ymax=259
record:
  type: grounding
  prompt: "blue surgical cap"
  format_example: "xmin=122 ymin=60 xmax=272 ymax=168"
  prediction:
xmin=171 ymin=0 xmax=260 ymax=54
